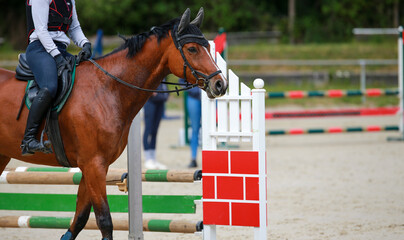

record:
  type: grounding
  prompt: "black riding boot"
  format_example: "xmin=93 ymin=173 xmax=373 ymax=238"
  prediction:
xmin=21 ymin=88 xmax=53 ymax=156
xmin=188 ymin=159 xmax=197 ymax=168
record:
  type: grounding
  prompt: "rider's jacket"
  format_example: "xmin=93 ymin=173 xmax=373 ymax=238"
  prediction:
xmin=26 ymin=0 xmax=73 ymax=39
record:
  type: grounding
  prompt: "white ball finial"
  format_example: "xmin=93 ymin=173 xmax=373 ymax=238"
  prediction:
xmin=253 ymin=78 xmax=264 ymax=89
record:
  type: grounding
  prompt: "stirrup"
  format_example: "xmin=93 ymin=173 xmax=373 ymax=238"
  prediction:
xmin=40 ymin=130 xmax=53 ymax=154
xmin=21 ymin=139 xmax=53 ymax=155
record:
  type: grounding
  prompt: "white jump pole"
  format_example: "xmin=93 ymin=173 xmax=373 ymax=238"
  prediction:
xmin=127 ymin=114 xmax=144 ymax=240
xmin=388 ymin=26 xmax=404 ymax=141
xmin=252 ymin=79 xmax=267 ymax=239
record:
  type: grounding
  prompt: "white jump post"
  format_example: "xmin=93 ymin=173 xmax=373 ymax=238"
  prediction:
xmin=202 ymin=42 xmax=267 ymax=239
xmin=128 ymin=114 xmax=144 ymax=240
xmin=388 ymin=26 xmax=404 ymax=141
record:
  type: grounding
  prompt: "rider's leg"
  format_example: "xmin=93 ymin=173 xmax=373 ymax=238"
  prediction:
xmin=21 ymin=88 xmax=53 ymax=155
xmin=21 ymin=40 xmax=58 ymax=155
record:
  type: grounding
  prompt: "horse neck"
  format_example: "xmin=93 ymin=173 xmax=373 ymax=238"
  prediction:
xmin=94 ymin=36 xmax=171 ymax=125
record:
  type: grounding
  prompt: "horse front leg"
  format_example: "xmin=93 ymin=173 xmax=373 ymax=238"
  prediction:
xmin=61 ymin=178 xmax=92 ymax=240
xmin=81 ymin=160 xmax=113 ymax=240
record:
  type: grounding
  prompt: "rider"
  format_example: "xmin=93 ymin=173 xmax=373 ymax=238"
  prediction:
xmin=21 ymin=0 xmax=92 ymax=156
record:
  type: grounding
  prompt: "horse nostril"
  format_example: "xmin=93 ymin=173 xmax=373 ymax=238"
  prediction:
xmin=215 ymin=80 xmax=223 ymax=92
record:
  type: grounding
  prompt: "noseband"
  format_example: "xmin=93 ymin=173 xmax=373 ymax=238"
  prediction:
xmin=172 ymin=24 xmax=222 ymax=90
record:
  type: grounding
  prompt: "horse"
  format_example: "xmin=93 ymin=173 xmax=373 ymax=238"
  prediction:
xmin=0 ymin=8 xmax=227 ymax=240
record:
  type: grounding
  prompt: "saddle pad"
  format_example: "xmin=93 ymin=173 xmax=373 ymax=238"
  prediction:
xmin=24 ymin=64 xmax=76 ymax=113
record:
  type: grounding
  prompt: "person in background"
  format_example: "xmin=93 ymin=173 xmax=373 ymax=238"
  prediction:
xmin=143 ymin=80 xmax=169 ymax=169
xmin=213 ymin=27 xmax=227 ymax=60
xmin=180 ymin=78 xmax=202 ymax=168
xmin=92 ymin=29 xmax=103 ymax=58
xmin=21 ymin=0 xmax=91 ymax=156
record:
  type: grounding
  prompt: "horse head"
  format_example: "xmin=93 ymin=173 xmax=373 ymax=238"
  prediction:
xmin=169 ymin=8 xmax=228 ymax=98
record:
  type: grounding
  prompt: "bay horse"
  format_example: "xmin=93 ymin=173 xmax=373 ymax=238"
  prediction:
xmin=0 ymin=8 xmax=227 ymax=240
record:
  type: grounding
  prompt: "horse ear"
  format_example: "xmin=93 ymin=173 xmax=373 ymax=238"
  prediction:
xmin=190 ymin=7 xmax=204 ymax=28
xmin=178 ymin=8 xmax=191 ymax=34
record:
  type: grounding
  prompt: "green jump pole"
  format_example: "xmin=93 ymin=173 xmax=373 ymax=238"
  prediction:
xmin=0 ymin=193 xmax=201 ymax=214
xmin=0 ymin=216 xmax=203 ymax=233
xmin=2 ymin=168 xmax=201 ymax=183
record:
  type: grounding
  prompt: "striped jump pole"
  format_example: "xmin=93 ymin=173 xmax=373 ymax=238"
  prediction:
xmin=0 ymin=216 xmax=203 ymax=233
xmin=267 ymin=88 xmax=399 ymax=99
xmin=0 ymin=171 xmax=123 ymax=185
xmin=265 ymin=107 xmax=399 ymax=119
xmin=268 ymin=125 xmax=399 ymax=135
xmin=388 ymin=26 xmax=404 ymax=141
xmin=1 ymin=168 xmax=201 ymax=184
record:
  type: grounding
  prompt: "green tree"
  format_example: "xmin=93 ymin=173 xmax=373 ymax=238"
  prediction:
xmin=0 ymin=1 xmax=26 ymax=49
xmin=0 ymin=0 xmax=403 ymax=49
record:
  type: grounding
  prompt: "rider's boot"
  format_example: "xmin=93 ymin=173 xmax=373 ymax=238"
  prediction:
xmin=21 ymin=88 xmax=53 ymax=156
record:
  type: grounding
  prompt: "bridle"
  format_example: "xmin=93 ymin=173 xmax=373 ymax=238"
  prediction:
xmin=87 ymin=24 xmax=221 ymax=95
xmin=171 ymin=24 xmax=222 ymax=90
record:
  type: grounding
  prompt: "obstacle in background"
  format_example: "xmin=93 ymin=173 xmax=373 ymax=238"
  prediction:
xmin=267 ymin=88 xmax=399 ymax=99
xmin=267 ymin=26 xmax=404 ymax=139
xmin=266 ymin=107 xmax=399 ymax=119
xmin=268 ymin=125 xmax=399 ymax=135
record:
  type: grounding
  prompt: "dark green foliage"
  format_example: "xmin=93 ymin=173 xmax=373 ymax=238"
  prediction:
xmin=0 ymin=0 xmax=403 ymax=49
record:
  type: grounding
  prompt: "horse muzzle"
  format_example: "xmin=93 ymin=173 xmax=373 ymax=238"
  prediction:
xmin=205 ymin=78 xmax=228 ymax=99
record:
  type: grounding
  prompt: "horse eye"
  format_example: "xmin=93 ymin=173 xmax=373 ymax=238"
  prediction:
xmin=187 ymin=47 xmax=197 ymax=53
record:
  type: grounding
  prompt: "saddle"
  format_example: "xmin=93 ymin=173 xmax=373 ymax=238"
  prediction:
xmin=15 ymin=53 xmax=75 ymax=111
xmin=15 ymin=53 xmax=76 ymax=167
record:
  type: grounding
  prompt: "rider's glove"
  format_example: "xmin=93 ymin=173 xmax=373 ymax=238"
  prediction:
xmin=54 ymin=54 xmax=71 ymax=77
xmin=79 ymin=42 xmax=92 ymax=61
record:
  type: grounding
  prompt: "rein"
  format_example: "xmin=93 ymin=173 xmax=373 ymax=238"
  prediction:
xmin=88 ymin=59 xmax=197 ymax=95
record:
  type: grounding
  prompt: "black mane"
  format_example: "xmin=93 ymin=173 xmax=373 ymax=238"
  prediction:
xmin=97 ymin=17 xmax=180 ymax=59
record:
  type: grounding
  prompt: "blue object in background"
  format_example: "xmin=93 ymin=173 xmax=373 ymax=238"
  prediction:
xmin=93 ymin=29 xmax=103 ymax=57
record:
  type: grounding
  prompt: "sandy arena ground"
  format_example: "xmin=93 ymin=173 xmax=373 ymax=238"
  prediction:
xmin=0 ymin=109 xmax=403 ymax=240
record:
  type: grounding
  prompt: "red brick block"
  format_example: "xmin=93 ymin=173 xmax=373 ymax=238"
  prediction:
xmin=202 ymin=150 xmax=229 ymax=173
xmin=231 ymin=203 xmax=260 ymax=227
xmin=217 ymin=176 xmax=244 ymax=200
xmin=230 ymin=151 xmax=259 ymax=174
xmin=203 ymin=202 xmax=230 ymax=226
xmin=245 ymin=177 xmax=259 ymax=200
xmin=202 ymin=176 xmax=215 ymax=199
